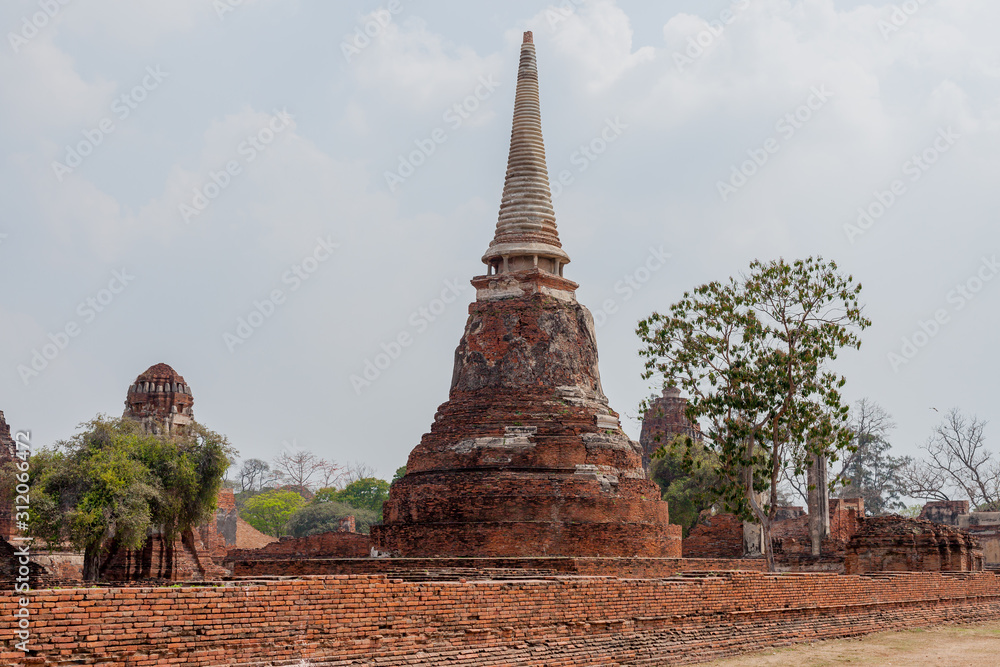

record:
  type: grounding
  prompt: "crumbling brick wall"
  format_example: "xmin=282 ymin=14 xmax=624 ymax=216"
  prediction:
xmin=7 ymin=571 xmax=1000 ymax=666
xmin=920 ymin=500 xmax=970 ymax=525
xmin=845 ymin=515 xmax=983 ymax=574
xmin=685 ymin=500 xmax=865 ymax=568
xmin=682 ymin=512 xmax=745 ymax=559
xmin=225 ymin=555 xmax=766 ymax=578
xmin=226 ymin=530 xmax=370 ymax=562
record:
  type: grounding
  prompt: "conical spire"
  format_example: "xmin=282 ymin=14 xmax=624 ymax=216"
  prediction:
xmin=482 ymin=32 xmax=570 ymax=276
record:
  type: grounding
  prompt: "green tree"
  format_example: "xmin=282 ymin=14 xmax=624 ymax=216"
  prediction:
xmin=392 ymin=466 xmax=407 ymax=483
xmin=241 ymin=489 xmax=306 ymax=537
xmin=637 ymin=257 xmax=869 ymax=570
xmin=649 ymin=435 xmax=721 ymax=536
xmin=331 ymin=478 xmax=390 ymax=517
xmin=29 ymin=417 xmax=234 ymax=580
xmin=287 ymin=500 xmax=380 ymax=536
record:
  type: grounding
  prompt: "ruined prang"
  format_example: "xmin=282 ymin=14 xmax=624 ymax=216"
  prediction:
xmin=123 ymin=363 xmax=194 ymax=436
xmin=0 ymin=411 xmax=16 ymax=540
xmin=372 ymin=33 xmax=682 ymax=558
xmin=638 ymin=386 xmax=702 ymax=470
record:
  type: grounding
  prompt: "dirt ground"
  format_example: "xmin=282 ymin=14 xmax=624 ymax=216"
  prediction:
xmin=697 ymin=622 xmax=1000 ymax=666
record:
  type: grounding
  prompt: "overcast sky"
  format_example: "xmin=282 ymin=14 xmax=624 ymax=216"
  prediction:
xmin=1 ymin=0 xmax=997 ymax=485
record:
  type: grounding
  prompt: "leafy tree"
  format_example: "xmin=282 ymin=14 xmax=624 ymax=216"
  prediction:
xmin=28 ymin=417 xmax=234 ymax=580
xmin=241 ymin=489 xmax=306 ymax=537
xmin=901 ymin=408 xmax=998 ymax=510
xmin=637 ymin=257 xmax=869 ymax=570
xmin=287 ymin=500 xmax=380 ymax=536
xmin=330 ymin=478 xmax=390 ymax=518
xmin=392 ymin=466 xmax=407 ymax=483
xmin=649 ymin=435 xmax=721 ymax=536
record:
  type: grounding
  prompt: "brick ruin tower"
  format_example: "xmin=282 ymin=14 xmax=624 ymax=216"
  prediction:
xmin=123 ymin=363 xmax=194 ymax=436
xmin=0 ymin=411 xmax=16 ymax=540
xmin=638 ymin=387 xmax=702 ymax=470
xmin=372 ymin=33 xmax=682 ymax=558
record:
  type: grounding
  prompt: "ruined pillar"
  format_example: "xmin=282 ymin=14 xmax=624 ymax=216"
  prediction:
xmin=807 ymin=452 xmax=830 ymax=557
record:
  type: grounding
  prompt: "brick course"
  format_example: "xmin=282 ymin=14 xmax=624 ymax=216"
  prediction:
xmin=5 ymin=571 xmax=1000 ymax=666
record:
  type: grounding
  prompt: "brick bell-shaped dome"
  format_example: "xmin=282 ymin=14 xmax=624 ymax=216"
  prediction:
xmin=371 ymin=34 xmax=681 ymax=558
xmin=123 ymin=363 xmax=195 ymax=436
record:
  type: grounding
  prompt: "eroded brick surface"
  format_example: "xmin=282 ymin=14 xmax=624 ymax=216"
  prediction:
xmin=374 ymin=293 xmax=681 ymax=558
xmin=226 ymin=530 xmax=369 ymax=562
xmin=845 ymin=515 xmax=983 ymax=574
xmin=0 ymin=411 xmax=15 ymax=540
xmin=122 ymin=363 xmax=194 ymax=436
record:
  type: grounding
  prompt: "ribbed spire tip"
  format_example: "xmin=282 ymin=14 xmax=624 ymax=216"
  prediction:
xmin=523 ymin=31 xmax=533 ymax=44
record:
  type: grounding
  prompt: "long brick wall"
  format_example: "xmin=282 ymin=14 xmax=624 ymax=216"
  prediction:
xmin=5 ymin=571 xmax=1000 ymax=666
xmin=226 ymin=556 xmax=766 ymax=579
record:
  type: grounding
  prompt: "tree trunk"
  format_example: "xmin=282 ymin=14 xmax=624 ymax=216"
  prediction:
xmin=82 ymin=545 xmax=100 ymax=581
xmin=761 ymin=517 xmax=775 ymax=572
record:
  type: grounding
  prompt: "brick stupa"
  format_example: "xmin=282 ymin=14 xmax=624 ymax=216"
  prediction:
xmin=123 ymin=363 xmax=194 ymax=436
xmin=638 ymin=387 xmax=703 ymax=470
xmin=0 ymin=411 xmax=16 ymax=540
xmin=372 ymin=33 xmax=682 ymax=558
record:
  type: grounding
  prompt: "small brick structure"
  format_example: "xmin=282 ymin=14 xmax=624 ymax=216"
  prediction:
xmin=920 ymin=500 xmax=1000 ymax=569
xmin=226 ymin=530 xmax=370 ymax=563
xmin=845 ymin=515 xmax=984 ymax=574
xmin=920 ymin=500 xmax=970 ymax=525
xmin=8 ymin=570 xmax=1000 ymax=666
xmin=683 ymin=512 xmax=745 ymax=559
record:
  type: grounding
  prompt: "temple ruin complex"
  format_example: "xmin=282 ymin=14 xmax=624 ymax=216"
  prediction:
xmin=3 ymin=32 xmax=999 ymax=667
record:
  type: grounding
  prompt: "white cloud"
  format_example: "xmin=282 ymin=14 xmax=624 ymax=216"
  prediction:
xmin=0 ymin=37 xmax=113 ymax=135
xmin=524 ymin=0 xmax=655 ymax=92
xmin=350 ymin=17 xmax=506 ymax=111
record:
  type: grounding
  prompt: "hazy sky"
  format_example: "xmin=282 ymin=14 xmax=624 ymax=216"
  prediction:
xmin=1 ymin=0 xmax=997 ymax=484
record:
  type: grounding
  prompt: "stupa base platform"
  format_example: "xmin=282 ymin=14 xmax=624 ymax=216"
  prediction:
xmin=371 ymin=521 xmax=682 ymax=559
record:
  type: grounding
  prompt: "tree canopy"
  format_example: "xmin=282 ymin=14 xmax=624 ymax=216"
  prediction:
xmin=287 ymin=500 xmax=380 ymax=536
xmin=29 ymin=416 xmax=234 ymax=580
xmin=649 ymin=434 xmax=721 ymax=536
xmin=637 ymin=257 xmax=869 ymax=570
xmin=327 ymin=478 xmax=390 ymax=517
xmin=241 ymin=489 xmax=307 ymax=537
